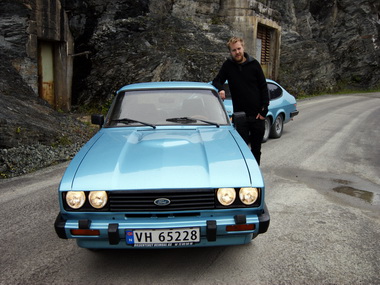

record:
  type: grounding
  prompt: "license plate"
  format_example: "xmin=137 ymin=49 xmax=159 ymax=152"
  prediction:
xmin=126 ymin=228 xmax=200 ymax=247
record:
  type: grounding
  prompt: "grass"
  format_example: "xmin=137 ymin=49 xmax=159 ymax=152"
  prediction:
xmin=296 ymin=87 xmax=380 ymax=100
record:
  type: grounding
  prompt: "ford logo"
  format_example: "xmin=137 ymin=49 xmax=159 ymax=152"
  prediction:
xmin=154 ymin=198 xmax=171 ymax=206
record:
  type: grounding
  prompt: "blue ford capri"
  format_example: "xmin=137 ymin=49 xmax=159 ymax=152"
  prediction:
xmin=54 ymin=81 xmax=270 ymax=249
xmin=222 ymin=79 xmax=299 ymax=142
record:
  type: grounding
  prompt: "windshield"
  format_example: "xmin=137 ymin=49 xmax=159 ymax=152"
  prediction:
xmin=106 ymin=89 xmax=229 ymax=127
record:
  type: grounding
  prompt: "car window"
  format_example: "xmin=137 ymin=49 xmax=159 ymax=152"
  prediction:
xmin=106 ymin=89 xmax=229 ymax=127
xmin=224 ymin=82 xmax=283 ymax=101
xmin=267 ymin=83 xmax=282 ymax=100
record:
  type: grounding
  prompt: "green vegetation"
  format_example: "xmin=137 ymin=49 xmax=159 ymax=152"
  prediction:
xmin=75 ymin=97 xmax=112 ymax=116
xmin=0 ymin=172 xmax=9 ymax=179
xmin=296 ymin=86 xmax=380 ymax=99
xmin=211 ymin=16 xmax=223 ymax=25
xmin=52 ymin=135 xmax=72 ymax=148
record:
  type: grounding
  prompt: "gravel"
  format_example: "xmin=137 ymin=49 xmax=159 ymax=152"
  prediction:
xmin=0 ymin=111 xmax=97 ymax=179
xmin=0 ymin=142 xmax=85 ymax=178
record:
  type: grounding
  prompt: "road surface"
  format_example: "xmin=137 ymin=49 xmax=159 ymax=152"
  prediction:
xmin=0 ymin=93 xmax=379 ymax=285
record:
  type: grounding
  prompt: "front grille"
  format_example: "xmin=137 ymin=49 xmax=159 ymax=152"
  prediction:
xmin=109 ymin=189 xmax=215 ymax=212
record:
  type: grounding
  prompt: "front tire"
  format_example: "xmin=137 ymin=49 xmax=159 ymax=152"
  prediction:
xmin=270 ymin=115 xmax=283 ymax=139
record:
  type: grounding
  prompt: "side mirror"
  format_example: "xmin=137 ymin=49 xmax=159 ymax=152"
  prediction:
xmin=232 ymin=112 xmax=246 ymax=129
xmin=91 ymin=114 xmax=104 ymax=128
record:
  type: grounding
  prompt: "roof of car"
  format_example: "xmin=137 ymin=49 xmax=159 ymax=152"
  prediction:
xmin=218 ymin=79 xmax=275 ymax=84
xmin=117 ymin=81 xmax=218 ymax=93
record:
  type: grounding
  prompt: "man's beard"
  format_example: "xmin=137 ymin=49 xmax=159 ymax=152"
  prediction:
xmin=234 ymin=54 xmax=244 ymax=63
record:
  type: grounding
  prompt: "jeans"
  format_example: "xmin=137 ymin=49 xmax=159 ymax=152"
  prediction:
xmin=236 ymin=116 xmax=265 ymax=165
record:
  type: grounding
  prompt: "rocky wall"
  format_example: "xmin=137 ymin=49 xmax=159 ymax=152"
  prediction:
xmin=1 ymin=0 xmax=379 ymax=148
xmin=271 ymin=0 xmax=380 ymax=94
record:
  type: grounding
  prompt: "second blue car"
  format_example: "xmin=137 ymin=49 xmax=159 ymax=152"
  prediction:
xmin=221 ymin=79 xmax=299 ymax=142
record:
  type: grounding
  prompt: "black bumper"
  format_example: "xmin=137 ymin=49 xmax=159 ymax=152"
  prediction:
xmin=54 ymin=213 xmax=67 ymax=239
xmin=258 ymin=203 xmax=270 ymax=234
xmin=290 ymin=110 xmax=299 ymax=118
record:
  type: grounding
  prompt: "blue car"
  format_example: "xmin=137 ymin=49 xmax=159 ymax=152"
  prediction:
xmin=222 ymin=79 xmax=299 ymax=142
xmin=54 ymin=81 xmax=270 ymax=249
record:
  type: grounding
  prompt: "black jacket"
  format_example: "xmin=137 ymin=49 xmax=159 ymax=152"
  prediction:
xmin=212 ymin=53 xmax=269 ymax=117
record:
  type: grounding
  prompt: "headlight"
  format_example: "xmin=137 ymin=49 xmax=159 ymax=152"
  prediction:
xmin=239 ymin=187 xmax=259 ymax=205
xmin=89 ymin=191 xmax=108 ymax=209
xmin=66 ymin=191 xmax=86 ymax=209
xmin=217 ymin=188 xmax=236 ymax=206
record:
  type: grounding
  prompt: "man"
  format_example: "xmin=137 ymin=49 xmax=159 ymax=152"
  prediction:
xmin=212 ymin=37 xmax=269 ymax=165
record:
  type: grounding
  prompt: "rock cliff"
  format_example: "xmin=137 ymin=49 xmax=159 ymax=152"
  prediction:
xmin=0 ymin=0 xmax=379 ymax=177
xmin=65 ymin=0 xmax=379 ymax=104
xmin=271 ymin=0 xmax=380 ymax=94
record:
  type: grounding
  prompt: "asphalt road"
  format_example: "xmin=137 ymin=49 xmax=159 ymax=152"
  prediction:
xmin=1 ymin=93 xmax=379 ymax=285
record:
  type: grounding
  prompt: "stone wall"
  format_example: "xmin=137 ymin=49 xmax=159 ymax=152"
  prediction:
xmin=271 ymin=0 xmax=380 ymax=94
xmin=2 ymin=0 xmax=379 ymax=105
xmin=62 ymin=0 xmax=379 ymax=103
xmin=0 ymin=0 xmax=75 ymax=149
xmin=0 ymin=0 xmax=379 ymax=149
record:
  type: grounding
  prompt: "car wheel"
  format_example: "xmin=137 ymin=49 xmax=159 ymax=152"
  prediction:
xmin=262 ymin=117 xmax=270 ymax=143
xmin=270 ymin=115 xmax=283 ymax=138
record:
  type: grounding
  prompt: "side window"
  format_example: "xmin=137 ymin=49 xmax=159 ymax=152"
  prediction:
xmin=268 ymin=83 xmax=282 ymax=100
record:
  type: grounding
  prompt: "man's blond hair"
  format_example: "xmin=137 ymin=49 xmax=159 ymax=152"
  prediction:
xmin=227 ymin=37 xmax=244 ymax=50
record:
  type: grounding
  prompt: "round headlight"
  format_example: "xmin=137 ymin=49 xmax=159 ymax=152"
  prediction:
xmin=217 ymin=188 xmax=236 ymax=206
xmin=89 ymin=191 xmax=108 ymax=209
xmin=66 ymin=191 xmax=86 ymax=209
xmin=239 ymin=187 xmax=259 ymax=205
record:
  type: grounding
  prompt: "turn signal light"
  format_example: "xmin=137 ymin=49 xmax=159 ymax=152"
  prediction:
xmin=226 ymin=224 xmax=255 ymax=232
xmin=71 ymin=229 xmax=100 ymax=236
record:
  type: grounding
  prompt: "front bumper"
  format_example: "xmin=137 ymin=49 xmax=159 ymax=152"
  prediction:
xmin=54 ymin=205 xmax=270 ymax=248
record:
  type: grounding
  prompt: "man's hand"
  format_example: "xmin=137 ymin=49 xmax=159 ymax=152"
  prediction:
xmin=256 ymin=113 xmax=265 ymax=120
xmin=218 ymin=90 xmax=226 ymax=100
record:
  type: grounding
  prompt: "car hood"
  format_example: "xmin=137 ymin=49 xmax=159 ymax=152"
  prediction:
xmin=60 ymin=128 xmax=263 ymax=190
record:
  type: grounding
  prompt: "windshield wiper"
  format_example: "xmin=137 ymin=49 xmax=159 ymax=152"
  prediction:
xmin=196 ymin=119 xmax=220 ymax=128
xmin=166 ymin=117 xmax=219 ymax=128
xmin=112 ymin=118 xmax=156 ymax=129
